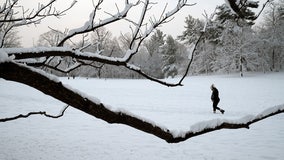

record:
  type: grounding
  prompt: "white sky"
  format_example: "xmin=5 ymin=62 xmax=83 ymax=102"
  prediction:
xmin=15 ymin=0 xmax=266 ymax=47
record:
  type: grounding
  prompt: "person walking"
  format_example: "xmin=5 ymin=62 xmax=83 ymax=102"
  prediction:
xmin=210 ymin=84 xmax=225 ymax=114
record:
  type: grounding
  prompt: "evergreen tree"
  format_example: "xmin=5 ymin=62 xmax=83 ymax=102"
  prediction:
xmin=161 ymin=35 xmax=178 ymax=78
xmin=177 ymin=15 xmax=204 ymax=44
xmin=224 ymin=0 xmax=259 ymax=23
xmin=145 ymin=29 xmax=165 ymax=56
xmin=144 ymin=29 xmax=166 ymax=78
xmin=204 ymin=2 xmax=262 ymax=75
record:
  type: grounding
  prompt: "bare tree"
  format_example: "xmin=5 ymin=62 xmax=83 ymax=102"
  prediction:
xmin=37 ymin=30 xmax=68 ymax=47
xmin=0 ymin=0 xmax=283 ymax=143
xmin=0 ymin=28 xmax=21 ymax=47
xmin=260 ymin=0 xmax=284 ymax=71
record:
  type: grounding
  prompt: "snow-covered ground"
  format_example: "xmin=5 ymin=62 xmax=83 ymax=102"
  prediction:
xmin=1 ymin=72 xmax=284 ymax=160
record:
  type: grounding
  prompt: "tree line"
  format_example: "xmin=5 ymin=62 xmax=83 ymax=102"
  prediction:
xmin=3 ymin=0 xmax=283 ymax=79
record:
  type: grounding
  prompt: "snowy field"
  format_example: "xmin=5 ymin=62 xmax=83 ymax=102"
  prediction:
xmin=1 ymin=72 xmax=284 ymax=160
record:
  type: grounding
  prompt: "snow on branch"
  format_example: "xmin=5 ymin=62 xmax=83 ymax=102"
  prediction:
xmin=57 ymin=0 xmax=136 ymax=46
xmin=140 ymin=0 xmax=195 ymax=41
xmin=126 ymin=63 xmax=183 ymax=87
xmin=0 ymin=105 xmax=69 ymax=122
xmin=0 ymin=0 xmax=77 ymax=23
xmin=170 ymin=104 xmax=284 ymax=142
xmin=2 ymin=46 xmax=186 ymax=87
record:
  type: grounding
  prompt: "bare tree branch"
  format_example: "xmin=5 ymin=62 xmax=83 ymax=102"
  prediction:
xmin=178 ymin=32 xmax=204 ymax=85
xmin=0 ymin=0 xmax=77 ymax=23
xmin=125 ymin=63 xmax=183 ymax=87
xmin=0 ymin=105 xmax=69 ymax=122
xmin=253 ymin=0 xmax=271 ymax=20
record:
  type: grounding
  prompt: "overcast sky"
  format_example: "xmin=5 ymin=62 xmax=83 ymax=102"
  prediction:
xmin=16 ymin=0 xmax=266 ymax=47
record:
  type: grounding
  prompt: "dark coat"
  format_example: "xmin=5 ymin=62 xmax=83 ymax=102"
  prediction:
xmin=211 ymin=87 xmax=220 ymax=102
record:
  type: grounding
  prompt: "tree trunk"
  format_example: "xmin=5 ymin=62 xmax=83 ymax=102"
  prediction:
xmin=272 ymin=49 xmax=275 ymax=71
xmin=240 ymin=56 xmax=243 ymax=77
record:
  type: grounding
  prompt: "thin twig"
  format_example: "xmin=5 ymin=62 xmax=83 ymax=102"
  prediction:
xmin=0 ymin=105 xmax=69 ymax=122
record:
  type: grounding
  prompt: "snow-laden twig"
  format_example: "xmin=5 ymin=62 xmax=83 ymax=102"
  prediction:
xmin=0 ymin=0 xmax=76 ymax=23
xmin=126 ymin=63 xmax=183 ymax=87
xmin=57 ymin=0 xmax=135 ymax=46
xmin=129 ymin=0 xmax=149 ymax=50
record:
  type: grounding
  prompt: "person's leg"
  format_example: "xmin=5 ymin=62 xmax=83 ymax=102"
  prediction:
xmin=216 ymin=99 xmax=225 ymax=114
xmin=213 ymin=101 xmax=219 ymax=113
xmin=213 ymin=99 xmax=224 ymax=114
xmin=213 ymin=107 xmax=216 ymax=113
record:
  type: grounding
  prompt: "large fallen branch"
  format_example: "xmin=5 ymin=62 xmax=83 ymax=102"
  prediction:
xmin=1 ymin=61 xmax=283 ymax=143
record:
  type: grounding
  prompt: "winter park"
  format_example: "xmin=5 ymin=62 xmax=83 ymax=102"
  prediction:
xmin=0 ymin=0 xmax=284 ymax=160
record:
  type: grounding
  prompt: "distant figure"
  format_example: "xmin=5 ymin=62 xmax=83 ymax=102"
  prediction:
xmin=210 ymin=84 xmax=225 ymax=114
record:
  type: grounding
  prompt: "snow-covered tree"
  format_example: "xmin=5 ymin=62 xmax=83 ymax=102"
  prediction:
xmin=224 ymin=0 xmax=260 ymax=23
xmin=177 ymin=15 xmax=204 ymax=44
xmin=144 ymin=29 xmax=165 ymax=78
xmin=161 ymin=35 xmax=179 ymax=78
xmin=144 ymin=29 xmax=165 ymax=56
xmin=213 ymin=21 xmax=256 ymax=75
xmin=194 ymin=2 xmax=262 ymax=76
xmin=258 ymin=0 xmax=284 ymax=71
xmin=178 ymin=14 xmax=223 ymax=75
